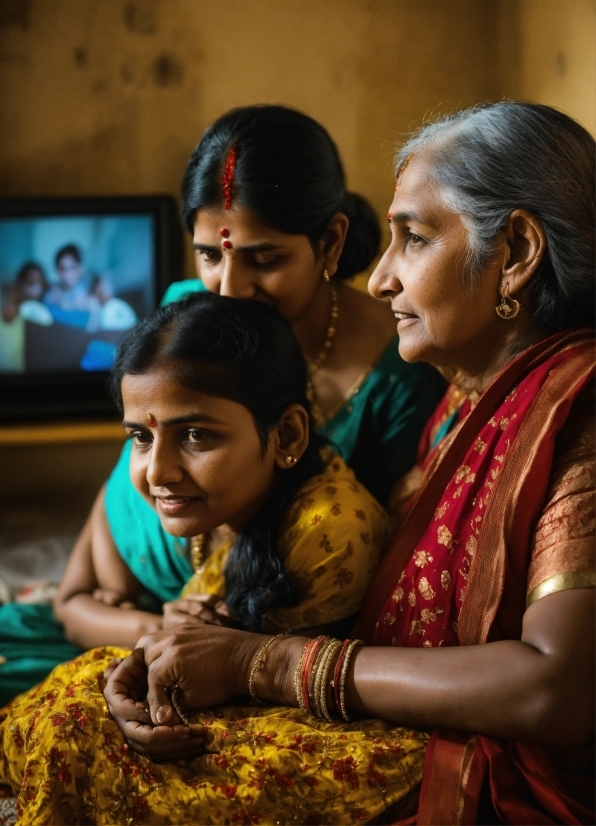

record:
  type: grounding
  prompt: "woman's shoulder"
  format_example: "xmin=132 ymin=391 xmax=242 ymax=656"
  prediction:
xmin=281 ymin=447 xmax=389 ymax=540
xmin=526 ymin=379 xmax=595 ymax=606
xmin=269 ymin=448 xmax=390 ymax=632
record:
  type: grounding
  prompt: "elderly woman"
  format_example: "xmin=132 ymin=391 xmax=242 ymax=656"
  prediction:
xmin=1 ymin=102 xmax=593 ymax=825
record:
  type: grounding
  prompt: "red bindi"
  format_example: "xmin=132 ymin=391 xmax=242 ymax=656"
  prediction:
xmin=221 ymin=147 xmax=237 ymax=210
xmin=222 ymin=240 xmax=232 ymax=249
xmin=146 ymin=414 xmax=157 ymax=427
xmin=220 ymin=228 xmax=230 ymax=238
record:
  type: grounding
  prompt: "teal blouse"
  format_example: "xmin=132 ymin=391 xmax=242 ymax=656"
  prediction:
xmin=104 ymin=280 xmax=445 ymax=601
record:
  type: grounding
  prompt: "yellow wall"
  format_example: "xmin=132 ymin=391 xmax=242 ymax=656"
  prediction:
xmin=1 ymin=0 xmax=592 ymax=279
xmin=0 ymin=0 xmax=502 ymax=278
xmin=499 ymin=0 xmax=595 ymax=136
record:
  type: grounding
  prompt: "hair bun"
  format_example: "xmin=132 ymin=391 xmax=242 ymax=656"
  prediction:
xmin=336 ymin=191 xmax=381 ymax=279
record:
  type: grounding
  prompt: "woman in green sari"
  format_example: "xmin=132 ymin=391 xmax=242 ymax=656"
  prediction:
xmin=0 ymin=106 xmax=444 ymax=703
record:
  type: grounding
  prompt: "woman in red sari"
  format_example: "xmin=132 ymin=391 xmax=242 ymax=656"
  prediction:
xmin=5 ymin=101 xmax=594 ymax=824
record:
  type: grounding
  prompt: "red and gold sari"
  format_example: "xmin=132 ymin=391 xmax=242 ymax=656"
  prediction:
xmin=355 ymin=328 xmax=595 ymax=824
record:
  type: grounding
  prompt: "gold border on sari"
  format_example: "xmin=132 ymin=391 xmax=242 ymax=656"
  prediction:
xmin=526 ymin=569 xmax=596 ymax=607
xmin=458 ymin=340 xmax=595 ymax=645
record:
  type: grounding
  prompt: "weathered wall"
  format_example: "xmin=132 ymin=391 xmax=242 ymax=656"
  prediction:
xmin=0 ymin=0 xmax=501 ymax=278
xmin=497 ymin=0 xmax=595 ymax=136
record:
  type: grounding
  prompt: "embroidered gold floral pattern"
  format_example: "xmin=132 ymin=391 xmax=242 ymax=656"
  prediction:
xmin=408 ymin=591 xmax=416 ymax=607
xmin=0 ymin=649 xmax=428 ymax=825
xmin=440 ymin=571 xmax=451 ymax=589
xmin=418 ymin=577 xmax=435 ymax=601
xmin=434 ymin=502 xmax=449 ymax=520
xmin=420 ymin=607 xmax=444 ymax=623
xmin=437 ymin=525 xmax=453 ymax=549
xmin=474 ymin=438 xmax=487 ymax=454
xmin=413 ymin=551 xmax=433 ymax=568
xmin=392 ymin=588 xmax=404 ymax=603
xmin=455 ymin=465 xmax=471 ymax=484
xmin=465 ymin=536 xmax=477 ymax=557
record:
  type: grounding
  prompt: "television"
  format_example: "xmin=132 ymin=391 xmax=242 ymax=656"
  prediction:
xmin=0 ymin=195 xmax=184 ymax=422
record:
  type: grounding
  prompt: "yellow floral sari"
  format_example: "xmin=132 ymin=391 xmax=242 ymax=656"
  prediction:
xmin=0 ymin=449 xmax=428 ymax=825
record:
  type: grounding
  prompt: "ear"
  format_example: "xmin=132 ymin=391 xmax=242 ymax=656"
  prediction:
xmin=499 ymin=209 xmax=547 ymax=296
xmin=318 ymin=212 xmax=349 ymax=278
xmin=270 ymin=404 xmax=310 ymax=471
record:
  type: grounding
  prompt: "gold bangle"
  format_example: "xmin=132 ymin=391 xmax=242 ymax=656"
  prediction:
xmin=294 ymin=639 xmax=312 ymax=710
xmin=338 ymin=639 xmax=363 ymax=722
xmin=309 ymin=638 xmax=330 ymax=718
xmin=248 ymin=634 xmax=285 ymax=703
xmin=318 ymin=639 xmax=342 ymax=722
xmin=169 ymin=684 xmax=192 ymax=727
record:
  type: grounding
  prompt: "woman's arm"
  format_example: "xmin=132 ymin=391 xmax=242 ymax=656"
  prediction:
xmin=108 ymin=585 xmax=593 ymax=758
xmin=53 ymin=485 xmax=163 ymax=648
xmin=343 ymin=588 xmax=594 ymax=751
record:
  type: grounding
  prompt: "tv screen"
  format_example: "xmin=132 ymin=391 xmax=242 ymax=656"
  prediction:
xmin=0 ymin=196 xmax=183 ymax=422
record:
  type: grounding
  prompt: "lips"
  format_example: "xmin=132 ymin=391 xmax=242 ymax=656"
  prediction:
xmin=154 ymin=495 xmax=201 ymax=515
xmin=392 ymin=307 xmax=418 ymax=323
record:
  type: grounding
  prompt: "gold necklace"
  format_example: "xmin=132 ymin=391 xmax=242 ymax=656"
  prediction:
xmin=190 ymin=534 xmax=206 ymax=572
xmin=309 ymin=284 xmax=339 ymax=375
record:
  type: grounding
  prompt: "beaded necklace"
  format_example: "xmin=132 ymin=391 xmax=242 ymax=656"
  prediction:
xmin=309 ymin=284 xmax=338 ymax=375
xmin=190 ymin=534 xmax=206 ymax=572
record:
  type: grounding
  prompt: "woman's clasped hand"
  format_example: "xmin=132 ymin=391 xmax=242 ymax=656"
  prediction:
xmin=104 ymin=625 xmax=262 ymax=761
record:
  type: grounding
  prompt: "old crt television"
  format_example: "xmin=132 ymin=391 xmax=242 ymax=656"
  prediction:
xmin=0 ymin=196 xmax=184 ymax=422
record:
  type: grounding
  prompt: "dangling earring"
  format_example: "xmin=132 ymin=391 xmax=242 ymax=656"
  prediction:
xmin=322 ymin=269 xmax=330 ymax=282
xmin=495 ymin=284 xmax=520 ymax=320
xmin=285 ymin=455 xmax=298 ymax=468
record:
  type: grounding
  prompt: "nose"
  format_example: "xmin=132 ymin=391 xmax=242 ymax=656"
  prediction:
xmin=145 ymin=435 xmax=184 ymax=489
xmin=368 ymin=246 xmax=401 ymax=301
xmin=218 ymin=258 xmax=257 ymax=300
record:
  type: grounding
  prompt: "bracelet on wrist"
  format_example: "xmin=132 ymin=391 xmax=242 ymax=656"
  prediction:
xmin=293 ymin=636 xmax=363 ymax=723
xmin=247 ymin=634 xmax=286 ymax=704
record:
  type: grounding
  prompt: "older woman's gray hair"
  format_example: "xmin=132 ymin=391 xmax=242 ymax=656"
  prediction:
xmin=397 ymin=102 xmax=595 ymax=334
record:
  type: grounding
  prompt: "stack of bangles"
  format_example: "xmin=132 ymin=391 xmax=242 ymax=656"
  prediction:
xmin=294 ymin=636 xmax=364 ymax=723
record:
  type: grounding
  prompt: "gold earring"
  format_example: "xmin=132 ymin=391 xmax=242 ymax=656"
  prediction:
xmin=322 ymin=269 xmax=330 ymax=282
xmin=285 ymin=455 xmax=298 ymax=468
xmin=495 ymin=284 xmax=520 ymax=320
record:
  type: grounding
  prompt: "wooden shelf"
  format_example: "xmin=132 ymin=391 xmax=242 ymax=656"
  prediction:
xmin=0 ymin=420 xmax=126 ymax=446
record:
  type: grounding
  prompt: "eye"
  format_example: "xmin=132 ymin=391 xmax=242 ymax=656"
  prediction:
xmin=185 ymin=428 xmax=216 ymax=448
xmin=253 ymin=255 xmax=282 ymax=270
xmin=196 ymin=249 xmax=221 ymax=265
xmin=405 ymin=230 xmax=426 ymax=248
xmin=129 ymin=429 xmax=152 ymax=448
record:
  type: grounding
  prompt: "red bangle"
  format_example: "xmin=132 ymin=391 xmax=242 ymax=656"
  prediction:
xmin=332 ymin=638 xmax=352 ymax=713
xmin=301 ymin=636 xmax=327 ymax=715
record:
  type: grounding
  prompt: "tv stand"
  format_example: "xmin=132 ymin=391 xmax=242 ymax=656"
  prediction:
xmin=0 ymin=419 xmax=125 ymax=447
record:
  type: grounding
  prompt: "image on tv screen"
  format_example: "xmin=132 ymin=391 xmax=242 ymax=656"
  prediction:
xmin=0 ymin=214 xmax=154 ymax=374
